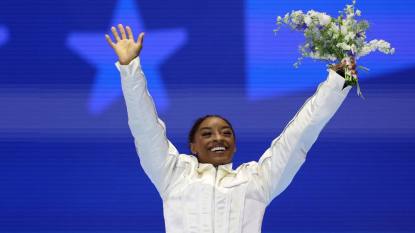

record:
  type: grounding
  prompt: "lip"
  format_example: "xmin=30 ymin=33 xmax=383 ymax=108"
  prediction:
xmin=208 ymin=144 xmax=228 ymax=150
xmin=208 ymin=150 xmax=228 ymax=156
xmin=210 ymin=149 xmax=227 ymax=152
xmin=208 ymin=146 xmax=228 ymax=153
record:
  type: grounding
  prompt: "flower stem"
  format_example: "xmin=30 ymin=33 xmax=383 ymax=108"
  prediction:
xmin=344 ymin=66 xmax=365 ymax=99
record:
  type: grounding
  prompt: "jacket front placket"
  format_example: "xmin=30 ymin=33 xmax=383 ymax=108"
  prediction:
xmin=212 ymin=166 xmax=233 ymax=233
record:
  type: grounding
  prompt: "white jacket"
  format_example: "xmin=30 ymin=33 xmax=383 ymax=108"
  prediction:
xmin=116 ymin=57 xmax=351 ymax=233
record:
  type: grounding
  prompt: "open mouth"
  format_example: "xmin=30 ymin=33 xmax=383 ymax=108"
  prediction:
xmin=210 ymin=146 xmax=227 ymax=153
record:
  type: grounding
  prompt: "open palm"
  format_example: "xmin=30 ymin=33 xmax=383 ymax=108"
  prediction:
xmin=105 ymin=24 xmax=144 ymax=65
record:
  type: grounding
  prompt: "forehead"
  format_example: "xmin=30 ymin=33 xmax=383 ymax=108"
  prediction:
xmin=198 ymin=117 xmax=231 ymax=130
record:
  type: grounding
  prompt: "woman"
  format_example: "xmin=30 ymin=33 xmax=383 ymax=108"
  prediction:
xmin=106 ymin=24 xmax=353 ymax=233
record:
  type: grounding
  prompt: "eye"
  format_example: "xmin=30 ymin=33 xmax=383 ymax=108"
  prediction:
xmin=201 ymin=132 xmax=211 ymax=137
xmin=223 ymin=131 xmax=232 ymax=136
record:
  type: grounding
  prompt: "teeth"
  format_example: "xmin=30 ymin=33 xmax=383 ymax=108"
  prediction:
xmin=211 ymin=146 xmax=226 ymax=152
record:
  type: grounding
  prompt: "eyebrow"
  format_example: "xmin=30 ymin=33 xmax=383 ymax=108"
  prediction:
xmin=199 ymin=126 xmax=231 ymax=131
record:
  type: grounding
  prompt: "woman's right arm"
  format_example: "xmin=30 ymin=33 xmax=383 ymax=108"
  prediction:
xmin=107 ymin=25 xmax=181 ymax=196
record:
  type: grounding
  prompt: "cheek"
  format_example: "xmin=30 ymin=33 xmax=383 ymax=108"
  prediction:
xmin=194 ymin=139 xmax=209 ymax=150
xmin=228 ymin=137 xmax=236 ymax=145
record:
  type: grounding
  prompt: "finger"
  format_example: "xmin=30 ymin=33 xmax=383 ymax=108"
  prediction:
xmin=111 ymin=26 xmax=121 ymax=42
xmin=348 ymin=61 xmax=356 ymax=70
xmin=126 ymin=26 xmax=134 ymax=40
xmin=341 ymin=59 xmax=347 ymax=67
xmin=118 ymin=24 xmax=127 ymax=40
xmin=136 ymin=32 xmax=145 ymax=45
xmin=332 ymin=64 xmax=341 ymax=71
xmin=105 ymin=34 xmax=115 ymax=49
xmin=351 ymin=70 xmax=358 ymax=77
xmin=350 ymin=59 xmax=356 ymax=70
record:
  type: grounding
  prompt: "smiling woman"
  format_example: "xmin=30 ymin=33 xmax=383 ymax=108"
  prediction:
xmin=106 ymin=24 xmax=353 ymax=233
xmin=188 ymin=115 xmax=236 ymax=166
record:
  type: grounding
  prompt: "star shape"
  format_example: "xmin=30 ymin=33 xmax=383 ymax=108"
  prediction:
xmin=67 ymin=0 xmax=187 ymax=115
xmin=0 ymin=25 xmax=9 ymax=46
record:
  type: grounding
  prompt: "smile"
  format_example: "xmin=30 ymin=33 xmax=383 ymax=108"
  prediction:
xmin=210 ymin=146 xmax=226 ymax=153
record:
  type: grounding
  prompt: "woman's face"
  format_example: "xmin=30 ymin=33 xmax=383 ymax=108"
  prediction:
xmin=190 ymin=117 xmax=236 ymax=166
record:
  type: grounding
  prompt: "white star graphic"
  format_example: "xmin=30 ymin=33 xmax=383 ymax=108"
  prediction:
xmin=67 ymin=0 xmax=187 ymax=115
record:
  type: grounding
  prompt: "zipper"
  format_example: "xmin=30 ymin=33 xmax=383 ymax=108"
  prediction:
xmin=212 ymin=167 xmax=218 ymax=233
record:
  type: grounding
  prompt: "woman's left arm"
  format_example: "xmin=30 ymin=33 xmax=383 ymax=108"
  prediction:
xmin=257 ymin=69 xmax=352 ymax=204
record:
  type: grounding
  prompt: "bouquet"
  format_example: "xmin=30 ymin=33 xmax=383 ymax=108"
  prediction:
xmin=274 ymin=0 xmax=395 ymax=98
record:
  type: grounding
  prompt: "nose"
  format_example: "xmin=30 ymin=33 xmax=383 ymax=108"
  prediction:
xmin=212 ymin=132 xmax=224 ymax=141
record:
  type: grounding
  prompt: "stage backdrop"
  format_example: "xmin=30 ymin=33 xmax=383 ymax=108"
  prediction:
xmin=1 ymin=0 xmax=414 ymax=232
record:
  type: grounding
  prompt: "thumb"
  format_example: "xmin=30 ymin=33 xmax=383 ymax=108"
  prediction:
xmin=137 ymin=32 xmax=145 ymax=45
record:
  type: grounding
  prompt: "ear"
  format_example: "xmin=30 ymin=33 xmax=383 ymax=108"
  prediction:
xmin=190 ymin=143 xmax=197 ymax=155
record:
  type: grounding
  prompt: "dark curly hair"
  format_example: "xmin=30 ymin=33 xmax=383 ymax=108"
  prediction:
xmin=188 ymin=115 xmax=235 ymax=146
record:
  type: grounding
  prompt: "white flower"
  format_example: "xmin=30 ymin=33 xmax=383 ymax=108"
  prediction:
xmin=337 ymin=42 xmax=351 ymax=50
xmin=291 ymin=10 xmax=305 ymax=25
xmin=318 ymin=14 xmax=331 ymax=26
xmin=350 ymin=44 xmax=356 ymax=54
xmin=304 ymin=15 xmax=312 ymax=26
xmin=340 ymin=24 xmax=348 ymax=35
xmin=357 ymin=44 xmax=372 ymax=57
xmin=311 ymin=27 xmax=321 ymax=38
xmin=328 ymin=55 xmax=337 ymax=61
xmin=307 ymin=10 xmax=318 ymax=17
xmin=328 ymin=22 xmax=339 ymax=33
xmin=275 ymin=1 xmax=394 ymax=67
xmin=376 ymin=40 xmax=393 ymax=53
xmin=345 ymin=31 xmax=356 ymax=41
xmin=283 ymin=13 xmax=290 ymax=23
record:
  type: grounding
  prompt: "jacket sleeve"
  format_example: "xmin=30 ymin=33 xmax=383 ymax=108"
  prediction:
xmin=257 ymin=69 xmax=352 ymax=204
xmin=116 ymin=56 xmax=181 ymax=196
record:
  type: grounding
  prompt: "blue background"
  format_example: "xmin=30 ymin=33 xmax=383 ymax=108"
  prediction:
xmin=0 ymin=0 xmax=414 ymax=232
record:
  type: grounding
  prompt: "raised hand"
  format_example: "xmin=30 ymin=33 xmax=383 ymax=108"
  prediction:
xmin=105 ymin=24 xmax=144 ymax=65
xmin=330 ymin=57 xmax=357 ymax=78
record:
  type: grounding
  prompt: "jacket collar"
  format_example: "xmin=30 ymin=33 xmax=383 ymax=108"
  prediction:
xmin=197 ymin=162 xmax=236 ymax=174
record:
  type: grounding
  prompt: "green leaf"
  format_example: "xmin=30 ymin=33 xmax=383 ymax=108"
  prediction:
xmin=357 ymin=65 xmax=370 ymax=72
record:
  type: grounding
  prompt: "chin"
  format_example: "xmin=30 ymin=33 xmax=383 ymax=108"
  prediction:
xmin=210 ymin=156 xmax=232 ymax=166
xmin=198 ymin=151 xmax=234 ymax=165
